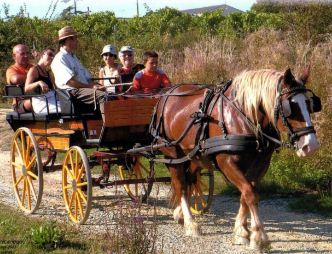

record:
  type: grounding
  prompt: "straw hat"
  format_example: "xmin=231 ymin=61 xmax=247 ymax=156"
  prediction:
xmin=58 ymin=26 xmax=78 ymax=41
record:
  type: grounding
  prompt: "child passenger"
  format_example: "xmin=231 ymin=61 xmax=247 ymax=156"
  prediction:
xmin=132 ymin=51 xmax=171 ymax=93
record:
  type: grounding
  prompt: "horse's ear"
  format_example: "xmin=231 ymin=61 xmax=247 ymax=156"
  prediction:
xmin=299 ymin=65 xmax=311 ymax=85
xmin=283 ymin=68 xmax=294 ymax=85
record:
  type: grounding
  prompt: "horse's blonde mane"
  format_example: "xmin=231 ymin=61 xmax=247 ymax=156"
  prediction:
xmin=232 ymin=69 xmax=283 ymax=126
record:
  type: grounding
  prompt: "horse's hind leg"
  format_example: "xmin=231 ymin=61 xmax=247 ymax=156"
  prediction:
xmin=168 ymin=164 xmax=200 ymax=237
xmin=234 ymin=195 xmax=250 ymax=245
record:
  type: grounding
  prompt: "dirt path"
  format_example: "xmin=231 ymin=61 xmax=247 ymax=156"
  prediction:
xmin=0 ymin=109 xmax=331 ymax=253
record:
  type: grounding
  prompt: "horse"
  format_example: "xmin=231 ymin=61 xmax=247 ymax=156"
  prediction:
xmin=150 ymin=68 xmax=321 ymax=250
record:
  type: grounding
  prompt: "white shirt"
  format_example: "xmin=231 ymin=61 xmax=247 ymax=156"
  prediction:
xmin=51 ymin=47 xmax=91 ymax=90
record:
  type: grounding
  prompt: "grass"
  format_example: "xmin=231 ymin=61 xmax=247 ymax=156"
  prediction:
xmin=0 ymin=203 xmax=104 ymax=253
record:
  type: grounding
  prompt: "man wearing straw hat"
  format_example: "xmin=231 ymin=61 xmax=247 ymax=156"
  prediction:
xmin=51 ymin=26 xmax=105 ymax=118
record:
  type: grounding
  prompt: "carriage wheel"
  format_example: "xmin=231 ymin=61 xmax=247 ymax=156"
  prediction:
xmin=118 ymin=155 xmax=153 ymax=202
xmin=188 ymin=168 xmax=214 ymax=215
xmin=62 ymin=146 xmax=92 ymax=224
xmin=11 ymin=127 xmax=43 ymax=214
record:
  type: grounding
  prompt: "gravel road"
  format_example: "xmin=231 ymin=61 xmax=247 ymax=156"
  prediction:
xmin=0 ymin=109 xmax=331 ymax=253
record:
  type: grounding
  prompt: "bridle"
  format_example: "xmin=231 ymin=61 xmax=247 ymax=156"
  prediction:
xmin=274 ymin=78 xmax=321 ymax=148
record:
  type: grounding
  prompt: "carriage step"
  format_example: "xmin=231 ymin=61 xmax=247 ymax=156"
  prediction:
xmin=86 ymin=139 xmax=100 ymax=145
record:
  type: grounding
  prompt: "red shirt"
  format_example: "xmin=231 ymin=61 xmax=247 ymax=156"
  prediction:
xmin=132 ymin=69 xmax=171 ymax=93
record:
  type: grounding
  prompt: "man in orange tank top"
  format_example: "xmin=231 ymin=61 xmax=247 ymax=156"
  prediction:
xmin=132 ymin=51 xmax=171 ymax=93
xmin=6 ymin=44 xmax=33 ymax=112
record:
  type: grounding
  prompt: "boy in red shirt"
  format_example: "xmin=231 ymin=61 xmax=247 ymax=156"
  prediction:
xmin=132 ymin=51 xmax=171 ymax=93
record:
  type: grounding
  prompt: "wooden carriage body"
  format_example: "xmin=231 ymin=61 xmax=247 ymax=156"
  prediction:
xmin=6 ymin=97 xmax=158 ymax=150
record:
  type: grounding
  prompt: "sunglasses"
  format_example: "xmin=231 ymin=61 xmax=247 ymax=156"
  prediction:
xmin=45 ymin=52 xmax=55 ymax=57
xmin=103 ymin=53 xmax=116 ymax=57
xmin=122 ymin=52 xmax=133 ymax=57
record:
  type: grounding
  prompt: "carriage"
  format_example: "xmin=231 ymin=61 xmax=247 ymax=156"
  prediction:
xmin=4 ymin=66 xmax=322 ymax=251
xmin=4 ymin=84 xmax=214 ymax=225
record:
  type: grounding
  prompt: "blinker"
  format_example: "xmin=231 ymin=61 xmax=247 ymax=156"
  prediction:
xmin=281 ymin=100 xmax=291 ymax=117
xmin=309 ymin=94 xmax=321 ymax=113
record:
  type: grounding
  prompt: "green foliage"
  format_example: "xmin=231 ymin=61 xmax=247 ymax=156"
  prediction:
xmin=194 ymin=10 xmax=225 ymax=35
xmin=252 ymin=2 xmax=332 ymax=41
xmin=29 ymin=221 xmax=65 ymax=250
xmin=289 ymin=194 xmax=332 ymax=217
xmin=0 ymin=204 xmax=101 ymax=253
xmin=264 ymin=150 xmax=330 ymax=191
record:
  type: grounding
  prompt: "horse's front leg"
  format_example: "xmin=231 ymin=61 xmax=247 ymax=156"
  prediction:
xmin=169 ymin=165 xmax=200 ymax=237
xmin=247 ymin=190 xmax=269 ymax=250
xmin=234 ymin=195 xmax=250 ymax=245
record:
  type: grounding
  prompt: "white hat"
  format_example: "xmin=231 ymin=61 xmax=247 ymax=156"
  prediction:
xmin=119 ymin=45 xmax=134 ymax=53
xmin=101 ymin=44 xmax=117 ymax=56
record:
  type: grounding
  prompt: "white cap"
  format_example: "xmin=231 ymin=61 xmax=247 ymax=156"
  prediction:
xmin=119 ymin=45 xmax=134 ymax=53
xmin=101 ymin=44 xmax=117 ymax=56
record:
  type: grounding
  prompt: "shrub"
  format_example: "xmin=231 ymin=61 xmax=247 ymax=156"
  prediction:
xmin=29 ymin=221 xmax=65 ymax=250
xmin=105 ymin=201 xmax=159 ymax=254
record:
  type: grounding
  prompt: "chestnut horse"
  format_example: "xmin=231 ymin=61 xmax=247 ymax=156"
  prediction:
xmin=151 ymin=68 xmax=320 ymax=250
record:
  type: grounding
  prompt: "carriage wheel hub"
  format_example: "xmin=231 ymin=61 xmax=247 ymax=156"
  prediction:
xmin=21 ymin=165 xmax=27 ymax=176
xmin=72 ymin=180 xmax=77 ymax=192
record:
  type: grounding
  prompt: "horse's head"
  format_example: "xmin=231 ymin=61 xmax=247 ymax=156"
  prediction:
xmin=275 ymin=67 xmax=321 ymax=156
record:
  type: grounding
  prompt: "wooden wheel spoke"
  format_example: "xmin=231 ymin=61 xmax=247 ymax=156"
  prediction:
xmin=69 ymin=151 xmax=76 ymax=176
xmin=21 ymin=178 xmax=27 ymax=206
xmin=26 ymin=154 xmax=36 ymax=171
xmin=76 ymin=195 xmax=84 ymax=218
xmin=194 ymin=185 xmax=206 ymax=207
xmin=27 ymin=171 xmax=38 ymax=180
xmin=27 ymin=176 xmax=38 ymax=201
xmin=64 ymin=165 xmax=75 ymax=180
xmin=74 ymin=150 xmax=79 ymax=177
xmin=26 ymin=178 xmax=32 ymax=210
xmin=68 ymin=191 xmax=76 ymax=209
xmin=25 ymin=137 xmax=31 ymax=163
xmin=136 ymin=161 xmax=148 ymax=174
xmin=63 ymin=184 xmax=73 ymax=190
xmin=14 ymin=175 xmax=24 ymax=187
xmin=76 ymin=164 xmax=84 ymax=181
xmin=14 ymin=140 xmax=23 ymax=161
xmin=77 ymin=189 xmax=87 ymax=204
xmin=20 ymin=132 xmax=26 ymax=161
xmin=12 ymin=161 xmax=23 ymax=169
xmin=74 ymin=196 xmax=78 ymax=221
xmin=76 ymin=182 xmax=87 ymax=188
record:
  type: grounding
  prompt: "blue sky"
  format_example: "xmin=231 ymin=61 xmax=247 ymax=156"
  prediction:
xmin=0 ymin=0 xmax=257 ymax=18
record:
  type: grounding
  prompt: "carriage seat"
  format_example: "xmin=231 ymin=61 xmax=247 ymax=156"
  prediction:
xmin=3 ymin=85 xmax=100 ymax=120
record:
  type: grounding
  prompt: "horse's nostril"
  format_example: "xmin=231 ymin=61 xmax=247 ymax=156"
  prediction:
xmin=302 ymin=145 xmax=310 ymax=154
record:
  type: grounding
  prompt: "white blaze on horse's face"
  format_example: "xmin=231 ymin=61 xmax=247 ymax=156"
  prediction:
xmin=291 ymin=93 xmax=320 ymax=157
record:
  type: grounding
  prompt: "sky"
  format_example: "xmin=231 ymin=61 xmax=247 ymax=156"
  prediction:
xmin=0 ymin=0 xmax=257 ymax=19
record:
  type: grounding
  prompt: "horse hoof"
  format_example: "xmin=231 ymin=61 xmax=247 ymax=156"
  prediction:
xmin=249 ymin=240 xmax=271 ymax=251
xmin=175 ymin=217 xmax=184 ymax=225
xmin=173 ymin=206 xmax=184 ymax=224
xmin=234 ymin=235 xmax=249 ymax=246
xmin=185 ymin=222 xmax=200 ymax=237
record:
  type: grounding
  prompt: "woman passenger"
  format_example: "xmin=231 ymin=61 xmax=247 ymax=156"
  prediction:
xmin=98 ymin=44 xmax=121 ymax=93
